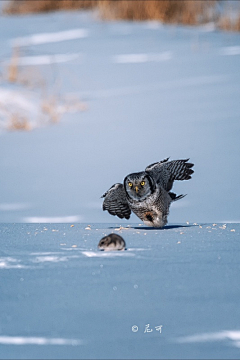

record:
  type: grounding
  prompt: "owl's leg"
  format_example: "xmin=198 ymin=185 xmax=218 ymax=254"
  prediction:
xmin=142 ymin=210 xmax=167 ymax=228
xmin=145 ymin=211 xmax=154 ymax=222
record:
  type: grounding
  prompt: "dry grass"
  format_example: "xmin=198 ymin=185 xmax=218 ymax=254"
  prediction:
xmin=8 ymin=114 xmax=32 ymax=131
xmin=3 ymin=0 xmax=97 ymax=14
xmin=217 ymin=13 xmax=240 ymax=32
xmin=4 ymin=0 xmax=216 ymax=25
xmin=7 ymin=46 xmax=46 ymax=88
xmin=98 ymin=0 xmax=216 ymax=25
xmin=236 ymin=16 xmax=240 ymax=32
xmin=0 ymin=46 xmax=87 ymax=131
xmin=41 ymin=94 xmax=87 ymax=124
xmin=0 ymin=97 xmax=33 ymax=131
xmin=4 ymin=0 xmax=240 ymax=31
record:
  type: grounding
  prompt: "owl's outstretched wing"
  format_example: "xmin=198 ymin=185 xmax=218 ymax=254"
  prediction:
xmin=101 ymin=183 xmax=131 ymax=220
xmin=145 ymin=158 xmax=194 ymax=192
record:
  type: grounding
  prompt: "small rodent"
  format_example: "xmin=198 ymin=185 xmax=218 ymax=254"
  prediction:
xmin=98 ymin=233 xmax=126 ymax=251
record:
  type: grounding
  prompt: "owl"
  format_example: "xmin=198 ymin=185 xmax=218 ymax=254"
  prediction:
xmin=101 ymin=158 xmax=194 ymax=228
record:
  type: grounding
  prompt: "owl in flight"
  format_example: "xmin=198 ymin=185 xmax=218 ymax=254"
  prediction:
xmin=101 ymin=158 xmax=194 ymax=228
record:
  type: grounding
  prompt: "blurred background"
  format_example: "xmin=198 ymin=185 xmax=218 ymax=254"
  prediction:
xmin=0 ymin=0 xmax=240 ymax=224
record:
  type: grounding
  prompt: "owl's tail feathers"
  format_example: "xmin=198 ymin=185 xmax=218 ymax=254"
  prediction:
xmin=169 ymin=192 xmax=186 ymax=201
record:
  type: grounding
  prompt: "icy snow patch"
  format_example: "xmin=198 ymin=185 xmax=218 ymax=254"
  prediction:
xmin=220 ymin=46 xmax=240 ymax=55
xmin=0 ymin=336 xmax=83 ymax=346
xmin=32 ymin=255 xmax=80 ymax=263
xmin=113 ymin=52 xmax=172 ymax=63
xmin=177 ymin=330 xmax=240 ymax=348
xmin=82 ymin=251 xmax=135 ymax=257
xmin=11 ymin=29 xmax=89 ymax=47
xmin=144 ymin=21 xmax=163 ymax=29
xmin=10 ymin=53 xmax=81 ymax=66
xmin=0 ymin=88 xmax=36 ymax=113
xmin=0 ymin=257 xmax=28 ymax=269
xmin=23 ymin=215 xmax=82 ymax=223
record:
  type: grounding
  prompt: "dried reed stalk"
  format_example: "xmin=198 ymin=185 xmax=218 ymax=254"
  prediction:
xmin=8 ymin=47 xmax=19 ymax=83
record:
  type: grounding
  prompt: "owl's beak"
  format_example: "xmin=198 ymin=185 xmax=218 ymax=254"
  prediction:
xmin=135 ymin=186 xmax=139 ymax=193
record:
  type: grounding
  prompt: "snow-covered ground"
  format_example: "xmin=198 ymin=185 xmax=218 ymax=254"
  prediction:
xmin=0 ymin=9 xmax=240 ymax=224
xmin=0 ymin=223 xmax=240 ymax=359
xmin=0 ymin=7 xmax=240 ymax=359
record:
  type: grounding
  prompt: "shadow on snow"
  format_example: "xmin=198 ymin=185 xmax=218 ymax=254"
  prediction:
xmin=108 ymin=224 xmax=195 ymax=230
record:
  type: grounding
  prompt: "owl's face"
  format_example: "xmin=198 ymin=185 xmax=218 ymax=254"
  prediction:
xmin=124 ymin=172 xmax=155 ymax=201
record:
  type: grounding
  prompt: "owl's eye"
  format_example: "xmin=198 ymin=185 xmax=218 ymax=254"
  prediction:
xmin=128 ymin=182 xmax=133 ymax=187
xmin=141 ymin=181 xmax=145 ymax=186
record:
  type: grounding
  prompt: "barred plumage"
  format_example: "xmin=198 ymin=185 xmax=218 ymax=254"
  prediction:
xmin=102 ymin=183 xmax=131 ymax=219
xmin=102 ymin=158 xmax=194 ymax=228
xmin=145 ymin=158 xmax=194 ymax=191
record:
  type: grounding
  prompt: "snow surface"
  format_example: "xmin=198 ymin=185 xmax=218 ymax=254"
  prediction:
xmin=0 ymin=8 xmax=240 ymax=358
xmin=0 ymin=222 xmax=240 ymax=359
xmin=0 ymin=10 xmax=240 ymax=224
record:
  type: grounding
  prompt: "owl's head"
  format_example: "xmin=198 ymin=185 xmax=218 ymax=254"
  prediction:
xmin=124 ymin=172 xmax=155 ymax=201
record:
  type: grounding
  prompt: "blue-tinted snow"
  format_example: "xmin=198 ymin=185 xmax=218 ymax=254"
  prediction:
xmin=0 ymin=9 xmax=240 ymax=359
xmin=0 ymin=223 xmax=240 ymax=359
xmin=0 ymin=10 xmax=240 ymax=224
